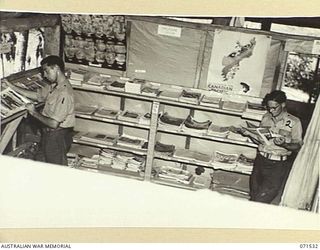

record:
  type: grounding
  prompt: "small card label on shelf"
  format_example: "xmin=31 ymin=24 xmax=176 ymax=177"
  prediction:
xmin=135 ymin=69 xmax=146 ymax=73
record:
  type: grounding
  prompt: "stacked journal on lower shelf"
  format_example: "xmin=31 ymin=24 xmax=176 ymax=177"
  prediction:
xmin=1 ymin=86 xmax=32 ymax=118
xmin=116 ymin=135 xmax=147 ymax=149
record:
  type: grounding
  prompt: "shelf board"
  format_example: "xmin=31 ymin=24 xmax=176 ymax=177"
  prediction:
xmin=1 ymin=109 xmax=27 ymax=125
xmin=75 ymin=113 xmax=150 ymax=130
xmin=155 ymin=153 xmax=212 ymax=168
xmin=73 ymin=138 xmax=148 ymax=156
xmin=157 ymin=127 xmax=258 ymax=148
xmin=158 ymin=98 xmax=243 ymax=117
xmin=73 ymin=85 xmax=261 ymax=120
xmin=76 ymin=165 xmax=144 ymax=181
xmin=151 ymin=178 xmax=198 ymax=191
xmin=73 ymin=85 xmax=155 ymax=102
xmin=154 ymin=153 xmax=252 ymax=175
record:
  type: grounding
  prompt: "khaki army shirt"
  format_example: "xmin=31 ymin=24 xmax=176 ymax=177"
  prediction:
xmin=258 ymin=111 xmax=303 ymax=156
xmin=37 ymin=79 xmax=75 ymax=128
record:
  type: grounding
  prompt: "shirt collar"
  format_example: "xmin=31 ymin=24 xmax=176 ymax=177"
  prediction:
xmin=271 ymin=110 xmax=288 ymax=123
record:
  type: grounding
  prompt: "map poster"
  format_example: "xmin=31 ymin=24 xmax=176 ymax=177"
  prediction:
xmin=207 ymin=29 xmax=271 ymax=97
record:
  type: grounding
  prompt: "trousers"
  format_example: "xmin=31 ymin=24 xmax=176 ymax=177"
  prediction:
xmin=249 ymin=153 xmax=291 ymax=203
xmin=41 ymin=127 xmax=73 ymax=166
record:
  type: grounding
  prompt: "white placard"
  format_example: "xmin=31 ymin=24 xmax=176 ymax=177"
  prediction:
xmin=158 ymin=24 xmax=181 ymax=38
xmin=312 ymin=40 xmax=320 ymax=55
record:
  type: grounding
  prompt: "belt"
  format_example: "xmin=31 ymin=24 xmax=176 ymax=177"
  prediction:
xmin=260 ymin=152 xmax=287 ymax=161
xmin=42 ymin=127 xmax=73 ymax=133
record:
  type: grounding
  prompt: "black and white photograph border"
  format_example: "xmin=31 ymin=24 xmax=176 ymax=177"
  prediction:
xmin=0 ymin=0 xmax=319 ymax=243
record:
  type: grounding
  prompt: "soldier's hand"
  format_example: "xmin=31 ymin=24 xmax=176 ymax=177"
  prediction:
xmin=273 ymin=136 xmax=285 ymax=146
xmin=25 ymin=103 xmax=36 ymax=113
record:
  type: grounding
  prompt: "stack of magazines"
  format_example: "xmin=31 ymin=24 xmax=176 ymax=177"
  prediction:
xmin=158 ymin=112 xmax=185 ymax=131
xmin=155 ymin=164 xmax=192 ymax=185
xmin=118 ymin=110 xmax=141 ymax=123
xmin=99 ymin=148 xmax=117 ymax=168
xmin=80 ymin=132 xmax=118 ymax=146
xmin=94 ymin=108 xmax=120 ymax=119
xmin=207 ymin=124 xmax=230 ymax=138
xmin=154 ymin=141 xmax=176 ymax=155
xmin=138 ymin=112 xmax=151 ymax=125
xmin=1 ymin=87 xmax=32 ymax=118
xmin=86 ymin=74 xmax=112 ymax=86
xmin=116 ymin=134 xmax=147 ymax=149
xmin=222 ymin=100 xmax=246 ymax=112
xmin=141 ymin=83 xmax=160 ymax=97
xmin=174 ymin=149 xmax=212 ymax=164
xmin=126 ymin=155 xmax=145 ymax=172
xmin=212 ymin=151 xmax=238 ymax=170
xmin=242 ymin=101 xmax=267 ymax=120
xmin=235 ymin=154 xmax=254 ymax=173
xmin=79 ymin=155 xmax=100 ymax=169
xmin=106 ymin=81 xmax=126 ymax=91
xmin=75 ymin=104 xmax=98 ymax=115
xmin=158 ymin=89 xmax=182 ymax=101
xmin=69 ymin=69 xmax=86 ymax=86
xmin=125 ymin=79 xmax=143 ymax=94
xmin=200 ymin=94 xmax=222 ymax=108
xmin=227 ymin=131 xmax=249 ymax=142
xmin=181 ymin=115 xmax=211 ymax=135
xmin=178 ymin=90 xmax=202 ymax=104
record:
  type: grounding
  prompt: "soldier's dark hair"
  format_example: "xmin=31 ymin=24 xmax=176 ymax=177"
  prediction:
xmin=262 ymin=90 xmax=287 ymax=106
xmin=40 ymin=55 xmax=65 ymax=72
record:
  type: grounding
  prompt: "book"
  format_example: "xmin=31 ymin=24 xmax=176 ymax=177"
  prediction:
xmin=1 ymin=87 xmax=32 ymax=117
xmin=94 ymin=108 xmax=120 ymax=119
xmin=139 ymin=112 xmax=151 ymax=125
xmin=179 ymin=90 xmax=202 ymax=104
xmin=141 ymin=84 xmax=160 ymax=97
xmin=207 ymin=124 xmax=230 ymax=138
xmin=158 ymin=89 xmax=181 ymax=101
xmin=75 ymin=105 xmax=98 ymax=115
xmin=116 ymin=135 xmax=146 ymax=149
xmin=70 ymin=69 xmax=86 ymax=81
xmin=174 ymin=149 xmax=212 ymax=164
xmin=106 ymin=81 xmax=126 ymax=91
xmin=80 ymin=132 xmax=117 ymax=145
xmin=222 ymin=100 xmax=246 ymax=112
xmin=125 ymin=80 xmax=141 ymax=94
xmin=200 ymin=95 xmax=221 ymax=108
xmin=87 ymin=74 xmax=112 ymax=86
xmin=118 ymin=110 xmax=141 ymax=123
xmin=159 ymin=112 xmax=185 ymax=127
xmin=214 ymin=151 xmax=239 ymax=164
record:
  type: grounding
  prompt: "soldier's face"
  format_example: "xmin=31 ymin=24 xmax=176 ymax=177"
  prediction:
xmin=42 ymin=64 xmax=58 ymax=84
xmin=267 ymin=100 xmax=284 ymax=117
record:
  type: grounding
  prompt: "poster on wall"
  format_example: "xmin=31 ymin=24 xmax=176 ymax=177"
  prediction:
xmin=61 ymin=14 xmax=127 ymax=71
xmin=207 ymin=29 xmax=271 ymax=97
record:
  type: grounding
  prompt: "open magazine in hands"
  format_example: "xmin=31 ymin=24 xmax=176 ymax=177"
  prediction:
xmin=238 ymin=126 xmax=283 ymax=144
xmin=240 ymin=126 xmax=289 ymax=156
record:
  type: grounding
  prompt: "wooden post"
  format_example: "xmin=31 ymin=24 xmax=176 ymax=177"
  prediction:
xmin=0 ymin=116 xmax=23 ymax=154
xmin=144 ymin=101 xmax=160 ymax=181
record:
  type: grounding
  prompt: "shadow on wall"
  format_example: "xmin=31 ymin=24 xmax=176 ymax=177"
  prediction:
xmin=286 ymin=99 xmax=316 ymax=138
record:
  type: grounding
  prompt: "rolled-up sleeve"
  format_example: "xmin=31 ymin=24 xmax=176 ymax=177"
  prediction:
xmin=44 ymin=93 xmax=74 ymax=123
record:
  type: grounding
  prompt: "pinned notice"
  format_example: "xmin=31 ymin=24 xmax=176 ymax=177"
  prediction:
xmin=0 ymin=42 xmax=12 ymax=54
xmin=312 ymin=40 xmax=320 ymax=55
xmin=158 ymin=25 xmax=181 ymax=38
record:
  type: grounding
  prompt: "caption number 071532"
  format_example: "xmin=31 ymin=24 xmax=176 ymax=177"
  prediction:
xmin=300 ymin=244 xmax=319 ymax=248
